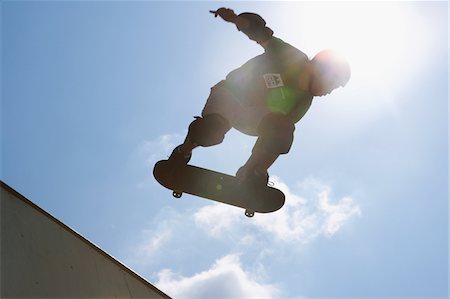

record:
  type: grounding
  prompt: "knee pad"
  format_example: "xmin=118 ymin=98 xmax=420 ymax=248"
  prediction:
xmin=253 ymin=113 xmax=295 ymax=155
xmin=187 ymin=114 xmax=231 ymax=147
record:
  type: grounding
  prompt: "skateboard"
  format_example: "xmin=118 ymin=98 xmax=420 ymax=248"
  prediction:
xmin=153 ymin=160 xmax=285 ymax=217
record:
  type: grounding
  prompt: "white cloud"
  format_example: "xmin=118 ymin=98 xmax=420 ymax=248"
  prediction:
xmin=126 ymin=208 xmax=184 ymax=267
xmin=193 ymin=203 xmax=242 ymax=237
xmin=194 ymin=176 xmax=361 ymax=243
xmin=129 ymin=176 xmax=360 ymax=298
xmin=125 ymin=226 xmax=173 ymax=272
xmin=318 ymin=192 xmax=361 ymax=236
xmin=136 ymin=227 xmax=172 ymax=258
xmin=155 ymin=254 xmax=280 ymax=299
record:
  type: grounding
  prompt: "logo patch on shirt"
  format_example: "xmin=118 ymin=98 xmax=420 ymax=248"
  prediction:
xmin=263 ymin=73 xmax=284 ymax=88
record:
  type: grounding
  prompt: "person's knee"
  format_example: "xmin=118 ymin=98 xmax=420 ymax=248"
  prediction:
xmin=187 ymin=114 xmax=231 ymax=147
xmin=254 ymin=113 xmax=295 ymax=155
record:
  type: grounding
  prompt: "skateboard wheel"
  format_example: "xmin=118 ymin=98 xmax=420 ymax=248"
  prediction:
xmin=172 ymin=191 xmax=182 ymax=198
xmin=245 ymin=209 xmax=255 ymax=218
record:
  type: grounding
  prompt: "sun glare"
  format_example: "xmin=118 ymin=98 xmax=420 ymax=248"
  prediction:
xmin=274 ymin=3 xmax=430 ymax=87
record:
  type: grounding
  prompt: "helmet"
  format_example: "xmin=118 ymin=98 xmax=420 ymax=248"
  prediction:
xmin=312 ymin=49 xmax=351 ymax=87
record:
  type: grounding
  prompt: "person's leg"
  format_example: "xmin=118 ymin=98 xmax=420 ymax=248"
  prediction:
xmin=236 ymin=113 xmax=295 ymax=184
xmin=170 ymin=114 xmax=231 ymax=163
xmin=186 ymin=113 xmax=231 ymax=150
xmin=170 ymin=84 xmax=236 ymax=163
xmin=238 ymin=147 xmax=279 ymax=175
xmin=177 ymin=137 xmax=198 ymax=157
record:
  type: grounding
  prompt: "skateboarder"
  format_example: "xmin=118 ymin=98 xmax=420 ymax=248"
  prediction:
xmin=169 ymin=8 xmax=351 ymax=186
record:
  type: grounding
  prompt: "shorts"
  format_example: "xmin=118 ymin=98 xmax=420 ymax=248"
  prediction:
xmin=201 ymin=82 xmax=270 ymax=136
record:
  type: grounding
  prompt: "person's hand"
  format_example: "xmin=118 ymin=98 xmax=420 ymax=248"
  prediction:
xmin=209 ymin=8 xmax=237 ymax=23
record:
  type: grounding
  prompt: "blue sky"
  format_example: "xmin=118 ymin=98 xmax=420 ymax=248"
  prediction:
xmin=2 ymin=1 xmax=448 ymax=298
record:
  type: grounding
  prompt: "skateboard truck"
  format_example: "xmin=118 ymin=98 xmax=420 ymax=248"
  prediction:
xmin=245 ymin=209 xmax=255 ymax=218
xmin=172 ymin=191 xmax=183 ymax=198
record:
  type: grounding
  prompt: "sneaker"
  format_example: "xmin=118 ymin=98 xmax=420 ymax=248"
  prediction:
xmin=236 ymin=165 xmax=269 ymax=186
xmin=168 ymin=145 xmax=192 ymax=165
xmin=248 ymin=169 xmax=269 ymax=186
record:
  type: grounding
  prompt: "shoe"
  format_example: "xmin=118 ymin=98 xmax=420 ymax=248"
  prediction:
xmin=168 ymin=145 xmax=192 ymax=165
xmin=236 ymin=166 xmax=269 ymax=186
xmin=248 ymin=169 xmax=269 ymax=186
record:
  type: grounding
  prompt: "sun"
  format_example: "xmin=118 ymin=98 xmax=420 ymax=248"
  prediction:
xmin=272 ymin=2 xmax=428 ymax=86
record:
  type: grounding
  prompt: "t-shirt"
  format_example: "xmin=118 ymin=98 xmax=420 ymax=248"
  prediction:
xmin=220 ymin=37 xmax=313 ymax=124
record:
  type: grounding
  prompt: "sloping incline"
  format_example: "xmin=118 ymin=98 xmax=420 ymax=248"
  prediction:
xmin=1 ymin=181 xmax=171 ymax=299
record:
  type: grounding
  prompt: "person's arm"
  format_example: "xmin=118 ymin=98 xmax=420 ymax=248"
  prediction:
xmin=209 ymin=8 xmax=250 ymax=30
xmin=210 ymin=8 xmax=273 ymax=46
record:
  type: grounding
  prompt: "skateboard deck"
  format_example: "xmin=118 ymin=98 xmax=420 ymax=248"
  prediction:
xmin=153 ymin=160 xmax=285 ymax=217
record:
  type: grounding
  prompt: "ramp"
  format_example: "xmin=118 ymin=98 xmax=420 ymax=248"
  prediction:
xmin=0 ymin=181 xmax=171 ymax=299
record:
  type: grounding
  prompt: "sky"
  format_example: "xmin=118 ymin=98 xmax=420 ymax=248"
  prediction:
xmin=1 ymin=1 xmax=448 ymax=298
